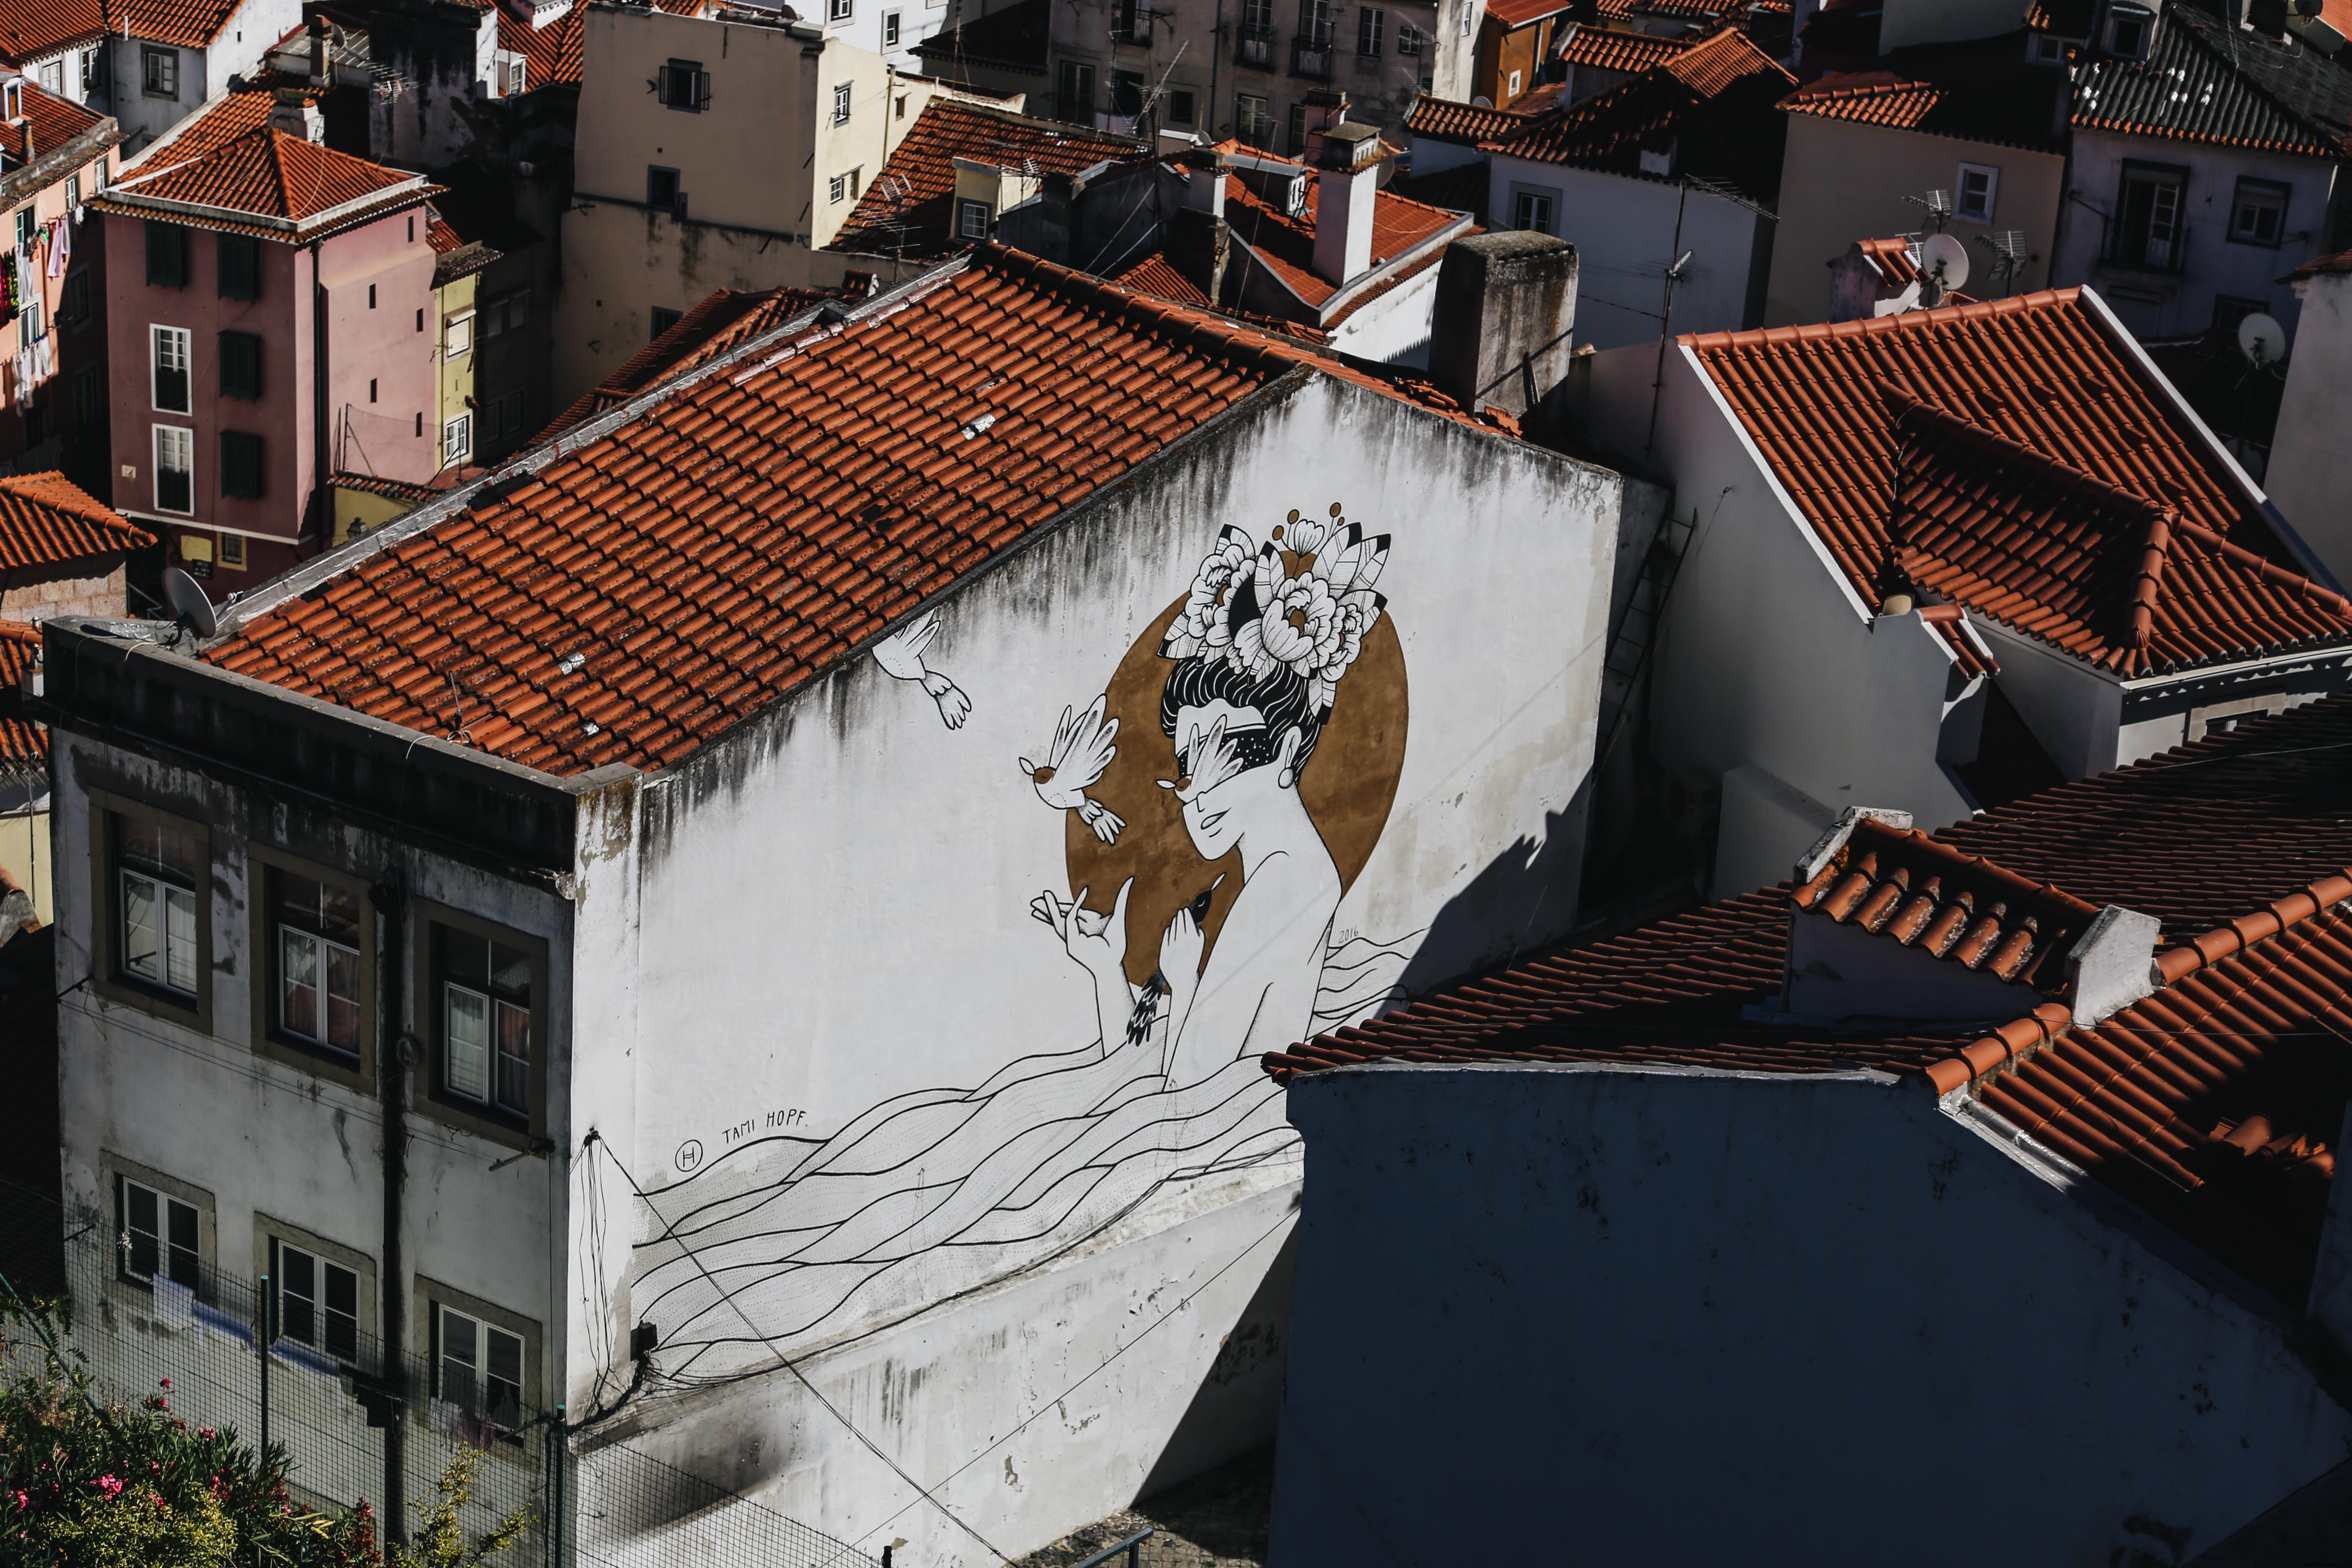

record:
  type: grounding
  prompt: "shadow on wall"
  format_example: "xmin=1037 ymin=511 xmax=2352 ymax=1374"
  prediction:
xmin=1394 ymin=782 xmax=1592 ymax=1003
xmin=1134 ymin=1222 xmax=1300 ymax=1501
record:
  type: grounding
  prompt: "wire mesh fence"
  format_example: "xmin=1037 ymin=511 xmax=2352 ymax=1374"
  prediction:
xmin=0 ymin=1173 xmax=878 ymax=1568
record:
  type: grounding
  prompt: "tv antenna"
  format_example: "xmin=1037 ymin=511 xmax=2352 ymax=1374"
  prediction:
xmin=2237 ymin=311 xmax=2286 ymax=370
xmin=1978 ymin=230 xmax=2027 ymax=296
xmin=1919 ymin=232 xmax=1970 ymax=307
xmin=1902 ymin=188 xmax=1953 ymax=233
xmin=162 ymin=567 xmax=218 ymax=643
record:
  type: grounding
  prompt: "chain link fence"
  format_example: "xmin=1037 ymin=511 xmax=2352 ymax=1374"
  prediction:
xmin=0 ymin=1173 xmax=878 ymax=1568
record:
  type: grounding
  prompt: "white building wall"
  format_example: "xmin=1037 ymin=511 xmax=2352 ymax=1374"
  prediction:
xmin=566 ymin=371 xmax=1626 ymax=1562
xmin=1490 ymin=159 xmax=1763 ymax=350
xmin=2267 ymin=270 xmax=2352 ymax=585
xmin=1323 ymin=258 xmax=1444 ymax=365
xmin=1272 ymin=1062 xmax=2352 ymax=1567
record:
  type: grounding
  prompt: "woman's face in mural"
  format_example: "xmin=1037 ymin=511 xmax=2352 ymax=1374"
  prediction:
xmin=1162 ymin=699 xmax=1304 ymax=862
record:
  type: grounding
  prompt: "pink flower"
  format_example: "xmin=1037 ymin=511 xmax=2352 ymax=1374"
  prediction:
xmin=94 ymin=1475 xmax=123 ymax=1499
xmin=158 ymin=1378 xmax=171 ymax=1390
xmin=10 ymin=1489 xmax=27 ymax=1509
xmin=198 ymin=1428 xmax=216 ymax=1440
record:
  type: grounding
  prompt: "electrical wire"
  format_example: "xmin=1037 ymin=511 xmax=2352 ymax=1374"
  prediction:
xmin=588 ymin=1134 xmax=1017 ymax=1565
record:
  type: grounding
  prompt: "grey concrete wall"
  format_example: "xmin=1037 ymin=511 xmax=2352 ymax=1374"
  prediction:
xmin=1272 ymin=1063 xmax=2352 ymax=1568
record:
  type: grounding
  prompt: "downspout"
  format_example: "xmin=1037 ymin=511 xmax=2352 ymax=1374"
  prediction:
xmin=1207 ymin=0 xmax=1222 ymax=141
xmin=370 ymin=862 xmax=410 ymax=1547
xmin=309 ymin=239 xmax=330 ymax=555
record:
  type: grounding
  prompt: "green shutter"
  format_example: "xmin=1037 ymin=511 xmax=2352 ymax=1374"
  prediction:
xmin=145 ymin=221 xmax=187 ymax=288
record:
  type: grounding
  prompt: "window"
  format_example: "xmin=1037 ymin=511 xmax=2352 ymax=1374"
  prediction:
xmin=1513 ymin=188 xmax=1555 ymax=235
xmin=145 ymin=220 xmax=188 ymax=288
xmin=657 ymin=58 xmax=710 ymax=110
xmin=1396 ymin=19 xmax=1421 ymax=52
xmin=828 ymin=0 xmax=853 ymax=19
xmin=38 ymin=60 xmax=62 ymax=95
xmin=650 ymin=305 xmax=682 ymax=337
xmin=66 ymin=173 xmax=80 ymax=208
xmin=1297 ymin=0 xmax=1334 ymax=44
xmin=646 ymin=165 xmax=682 ymax=214
xmin=882 ymin=9 xmax=901 ymax=45
xmin=2230 ymin=178 xmax=2289 ymax=247
xmin=834 ymin=80 xmax=852 ymax=122
xmin=1168 ymin=88 xmax=1195 ymax=125
xmin=829 ymin=172 xmax=848 ymax=203
xmin=219 ymin=330 xmax=262 ymax=399
xmin=1955 ymin=162 xmax=1998 ymax=224
xmin=81 ymin=47 xmax=99 ymax=97
xmin=92 ymin=157 xmax=105 ymax=192
xmin=154 ymin=425 xmax=193 ymax=514
xmin=116 ymin=814 xmax=199 ymax=992
xmin=369 ymin=378 xmax=377 ymax=403
xmin=1112 ymin=0 xmax=1151 ymax=43
xmin=435 ymin=1303 xmax=524 ymax=1427
xmin=416 ymin=307 xmax=424 ymax=331
xmin=1286 ymin=101 xmax=1308 ymax=156
xmin=2114 ymin=162 xmax=2187 ymax=270
xmin=273 ymin=1241 xmax=360 ymax=1361
xmin=72 ymin=364 xmax=101 ymax=427
xmin=2211 ymin=294 xmax=2267 ymax=334
xmin=1110 ymin=69 xmax=1145 ymax=116
xmin=1057 ymin=60 xmax=1096 ymax=123
xmin=368 ymin=283 xmax=376 ymax=309
xmin=2028 ymin=30 xmax=2065 ymax=64
xmin=445 ymin=311 xmax=474 ymax=357
xmin=505 ymin=54 xmax=526 ymax=94
xmin=1235 ymin=92 xmax=1273 ymax=149
xmin=220 ymin=431 xmax=263 ymax=499
xmin=1507 ymin=67 xmax=1522 ymax=98
xmin=1357 ymin=6 xmax=1383 ymax=55
xmin=479 ymin=289 xmax=530 ymax=339
xmin=956 ymin=197 xmax=992 ymax=240
xmin=119 ymin=1178 xmax=199 ymax=1290
xmin=19 ymin=298 xmax=41 ymax=344
xmin=433 ymin=925 xmax=533 ymax=1120
xmin=1239 ymin=0 xmax=1274 ymax=63
xmin=444 ymin=413 xmax=471 ymax=466
xmin=2104 ymin=1 xmax=2153 ymax=59
xmin=219 ymin=532 xmax=245 ymax=569
xmin=141 ymin=45 xmax=178 ymax=97
xmin=481 ymin=390 xmax=526 ymax=446
xmin=151 ymin=326 xmax=190 ymax=412
xmin=217 ymin=233 xmax=260 ymax=300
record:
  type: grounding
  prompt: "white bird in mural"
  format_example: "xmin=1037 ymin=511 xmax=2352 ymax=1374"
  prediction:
xmin=1021 ymin=695 xmax=1125 ymax=844
xmin=871 ymin=610 xmax=972 ymax=730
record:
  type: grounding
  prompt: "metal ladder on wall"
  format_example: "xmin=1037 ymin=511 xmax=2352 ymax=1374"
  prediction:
xmin=1592 ymin=508 xmax=1695 ymax=769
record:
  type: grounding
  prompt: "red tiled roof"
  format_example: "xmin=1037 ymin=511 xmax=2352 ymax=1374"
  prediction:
xmin=122 ymin=0 xmax=251 ymax=48
xmin=498 ymin=3 xmax=583 ymax=89
xmin=1406 ymin=95 xmax=1532 ymax=145
xmin=109 ymin=127 xmax=420 ymax=224
xmin=1791 ymin=815 xmax=2101 ymax=995
xmin=0 ymin=471 xmax=150 ymax=573
xmin=1560 ymin=22 xmax=1692 ymax=74
xmin=535 ymin=285 xmax=847 ymax=444
xmin=1266 ymin=691 xmax=2352 ymax=1302
xmin=0 ymin=79 xmax=106 ymax=163
xmin=136 ymin=86 xmax=283 ymax=161
xmin=1777 ymin=31 xmax=2073 ymax=155
xmin=2288 ymin=246 xmax=2352 ymax=281
xmin=833 ymin=100 xmax=1140 ymax=259
xmin=1686 ymin=292 xmax=2352 ymax=677
xmin=1110 ymin=251 xmax=1211 ymax=306
xmin=1222 ymin=151 xmax=1469 ymax=314
xmin=0 ymin=0 xmax=105 ymax=66
xmin=0 ymin=622 xmax=42 ymax=783
xmin=1487 ymin=0 xmax=1570 ymax=28
xmin=334 ymin=471 xmax=442 ymax=504
xmin=203 ymin=248 xmax=1325 ymax=775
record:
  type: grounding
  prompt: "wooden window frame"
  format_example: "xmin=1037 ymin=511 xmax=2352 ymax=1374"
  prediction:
xmin=86 ymin=789 xmax=212 ymax=1031
xmin=245 ymin=842 xmax=377 ymax=1091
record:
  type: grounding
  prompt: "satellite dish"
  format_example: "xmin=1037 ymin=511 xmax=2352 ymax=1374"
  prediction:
xmin=1920 ymin=232 xmax=1971 ymax=293
xmin=2238 ymin=311 xmax=2287 ymax=368
xmin=162 ymin=567 xmax=218 ymax=639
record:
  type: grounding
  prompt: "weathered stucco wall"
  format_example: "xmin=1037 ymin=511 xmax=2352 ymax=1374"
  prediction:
xmin=565 ymin=369 xmax=1624 ymax=1561
xmin=1272 ymin=1062 xmax=2352 ymax=1568
xmin=2268 ymin=270 xmax=2352 ymax=586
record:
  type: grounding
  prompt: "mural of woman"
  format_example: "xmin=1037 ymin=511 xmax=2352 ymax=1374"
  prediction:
xmin=627 ymin=507 xmax=1409 ymax=1380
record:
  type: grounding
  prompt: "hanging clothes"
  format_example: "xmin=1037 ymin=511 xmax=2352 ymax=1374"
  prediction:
xmin=0 ymin=248 xmax=17 ymax=327
xmin=47 ymin=215 xmax=67 ymax=279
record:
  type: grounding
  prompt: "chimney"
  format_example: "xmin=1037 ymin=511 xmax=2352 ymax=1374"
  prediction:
xmin=308 ymin=15 xmax=331 ymax=88
xmin=1168 ymin=205 xmax=1231 ymax=303
xmin=1298 ymin=86 xmax=1348 ymax=165
xmin=269 ymin=86 xmax=324 ymax=142
xmin=1179 ymin=146 xmax=1226 ymax=218
xmin=1312 ymin=122 xmax=1383 ymax=287
xmin=1427 ymin=230 xmax=1580 ymax=418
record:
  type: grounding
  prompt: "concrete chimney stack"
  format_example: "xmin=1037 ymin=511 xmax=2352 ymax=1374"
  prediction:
xmin=1312 ymin=122 xmax=1383 ymax=288
xmin=1179 ymin=147 xmax=1226 ymax=218
xmin=308 ymin=16 xmax=331 ymax=88
xmin=269 ymin=86 xmax=325 ymax=142
xmin=1427 ymin=230 xmax=1580 ymax=418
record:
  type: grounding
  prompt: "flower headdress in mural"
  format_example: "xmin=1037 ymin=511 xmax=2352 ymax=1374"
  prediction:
xmin=1159 ymin=505 xmax=1390 ymax=716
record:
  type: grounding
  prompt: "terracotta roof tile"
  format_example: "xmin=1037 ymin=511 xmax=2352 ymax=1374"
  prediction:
xmin=535 ymin=285 xmax=848 ymax=443
xmin=0 ymin=471 xmax=151 ymax=573
xmin=2288 ymin=245 xmax=2352 ymax=281
xmin=833 ymin=100 xmax=1139 ymax=259
xmin=1406 ymin=95 xmax=1532 ymax=145
xmin=1110 ymin=250 xmax=1211 ymax=305
xmin=1221 ymin=147 xmax=1470 ymax=314
xmin=498 ymin=3 xmax=582 ymax=88
xmin=107 ymin=126 xmax=421 ymax=224
xmin=1486 ymin=0 xmax=1570 ymax=28
xmin=0 ymin=0 xmax=104 ymax=66
xmin=0 ymin=79 xmax=106 ymax=162
xmin=0 ymin=622 xmax=42 ymax=783
xmin=1685 ymin=290 xmax=2349 ymax=675
xmin=1560 ymin=22 xmax=1693 ymax=74
xmin=1779 ymin=31 xmax=2071 ymax=154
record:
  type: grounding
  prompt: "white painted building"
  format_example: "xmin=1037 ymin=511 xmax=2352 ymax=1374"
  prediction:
xmin=1265 ymin=708 xmax=2352 ymax=1564
xmin=2262 ymin=248 xmax=2352 ymax=585
xmin=36 ymin=247 xmax=1634 ymax=1562
xmin=1580 ymin=284 xmax=2352 ymax=902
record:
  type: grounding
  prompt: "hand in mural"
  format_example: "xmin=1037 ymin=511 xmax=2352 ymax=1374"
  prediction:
xmin=1020 ymin=695 xmax=1126 ymax=844
xmin=871 ymin=611 xmax=973 ymax=729
xmin=1031 ymin=876 xmax=1135 ymax=994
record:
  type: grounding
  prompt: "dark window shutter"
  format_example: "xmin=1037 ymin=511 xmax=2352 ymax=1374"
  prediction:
xmin=145 ymin=221 xmax=188 ymax=288
xmin=220 ymin=431 xmax=263 ymax=499
xmin=219 ymin=331 xmax=262 ymax=399
xmin=693 ymin=68 xmax=710 ymax=110
xmin=217 ymin=233 xmax=260 ymax=300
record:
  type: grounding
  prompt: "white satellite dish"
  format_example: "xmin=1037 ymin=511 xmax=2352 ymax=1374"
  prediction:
xmin=1920 ymin=232 xmax=1971 ymax=295
xmin=162 ymin=567 xmax=218 ymax=639
xmin=2238 ymin=311 xmax=2287 ymax=368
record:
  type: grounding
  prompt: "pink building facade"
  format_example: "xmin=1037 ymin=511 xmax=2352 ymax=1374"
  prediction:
xmin=93 ymin=107 xmax=436 ymax=585
xmin=0 ymin=75 xmax=122 ymax=481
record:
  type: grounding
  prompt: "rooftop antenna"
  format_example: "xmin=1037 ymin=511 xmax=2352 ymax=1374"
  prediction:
xmin=1978 ymin=229 xmax=2027 ymax=297
xmin=1901 ymin=188 xmax=1952 ymax=234
xmin=2238 ymin=311 xmax=2286 ymax=370
xmin=161 ymin=567 xmax=218 ymax=643
xmin=1918 ymin=231 xmax=1969 ymax=307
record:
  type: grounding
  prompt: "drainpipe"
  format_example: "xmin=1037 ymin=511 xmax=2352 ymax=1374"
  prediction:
xmin=371 ymin=861 xmax=410 ymax=1546
xmin=309 ymin=239 xmax=330 ymax=554
xmin=882 ymin=62 xmax=894 ymax=181
xmin=1207 ymin=0 xmax=1222 ymax=140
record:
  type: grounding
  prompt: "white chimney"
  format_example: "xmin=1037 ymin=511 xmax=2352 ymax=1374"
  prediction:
xmin=269 ymin=87 xmax=324 ymax=142
xmin=1313 ymin=122 xmax=1382 ymax=288
xmin=1179 ymin=147 xmax=1225 ymax=218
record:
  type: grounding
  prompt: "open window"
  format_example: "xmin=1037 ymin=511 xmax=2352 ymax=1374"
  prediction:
xmin=655 ymin=58 xmax=709 ymax=111
xmin=2112 ymin=161 xmax=2186 ymax=270
xmin=94 ymin=799 xmax=207 ymax=1020
xmin=414 ymin=904 xmax=546 ymax=1144
xmin=2229 ymin=178 xmax=2289 ymax=248
xmin=420 ymin=1279 xmax=538 ymax=1441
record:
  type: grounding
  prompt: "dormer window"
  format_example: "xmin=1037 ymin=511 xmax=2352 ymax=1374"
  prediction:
xmin=2027 ymin=31 xmax=2067 ymax=65
xmin=2103 ymin=2 xmax=2154 ymax=61
xmin=2 ymin=82 xmax=21 ymax=120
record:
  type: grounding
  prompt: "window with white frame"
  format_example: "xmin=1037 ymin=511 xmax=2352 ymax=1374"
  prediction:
xmin=829 ymin=172 xmax=849 ymax=203
xmin=883 ymin=9 xmax=901 ymax=46
xmin=1357 ymin=7 xmax=1383 ymax=55
xmin=445 ymin=311 xmax=474 ymax=357
xmin=20 ymin=298 xmax=42 ymax=343
xmin=443 ymin=413 xmax=471 ymax=465
xmin=154 ymin=425 xmax=193 ymax=514
xmin=1512 ymin=188 xmax=1555 ymax=235
xmin=2230 ymin=178 xmax=2289 ymax=246
xmin=1955 ymin=162 xmax=1998 ymax=223
xmin=834 ymin=80 xmax=852 ymax=122
xmin=1396 ymin=19 xmax=1420 ymax=51
xmin=434 ymin=924 xmax=533 ymax=1120
xmin=151 ymin=325 xmax=190 ymax=413
xmin=273 ymin=1240 xmax=361 ymax=1360
xmin=141 ymin=45 xmax=178 ymax=97
xmin=116 ymin=814 xmax=199 ymax=993
xmin=829 ymin=0 xmax=853 ymax=19
xmin=274 ymin=868 xmax=361 ymax=1055
xmin=81 ymin=46 xmax=99 ymax=96
xmin=956 ymin=198 xmax=992 ymax=240
xmin=435 ymin=1303 xmax=524 ymax=1427
xmin=117 ymin=1177 xmax=200 ymax=1290
xmin=1235 ymin=93 xmax=1273 ymax=150
xmin=38 ymin=59 xmax=62 ymax=94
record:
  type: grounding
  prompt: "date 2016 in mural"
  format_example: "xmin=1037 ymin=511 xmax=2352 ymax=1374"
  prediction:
xmin=631 ymin=502 xmax=1415 ymax=1381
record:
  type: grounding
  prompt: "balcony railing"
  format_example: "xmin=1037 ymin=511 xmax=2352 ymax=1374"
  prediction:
xmin=1109 ymin=3 xmax=1153 ymax=44
xmin=1291 ymin=36 xmax=1332 ymax=79
xmin=2099 ymin=222 xmax=2190 ymax=276
xmin=1235 ymin=23 xmax=1274 ymax=67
